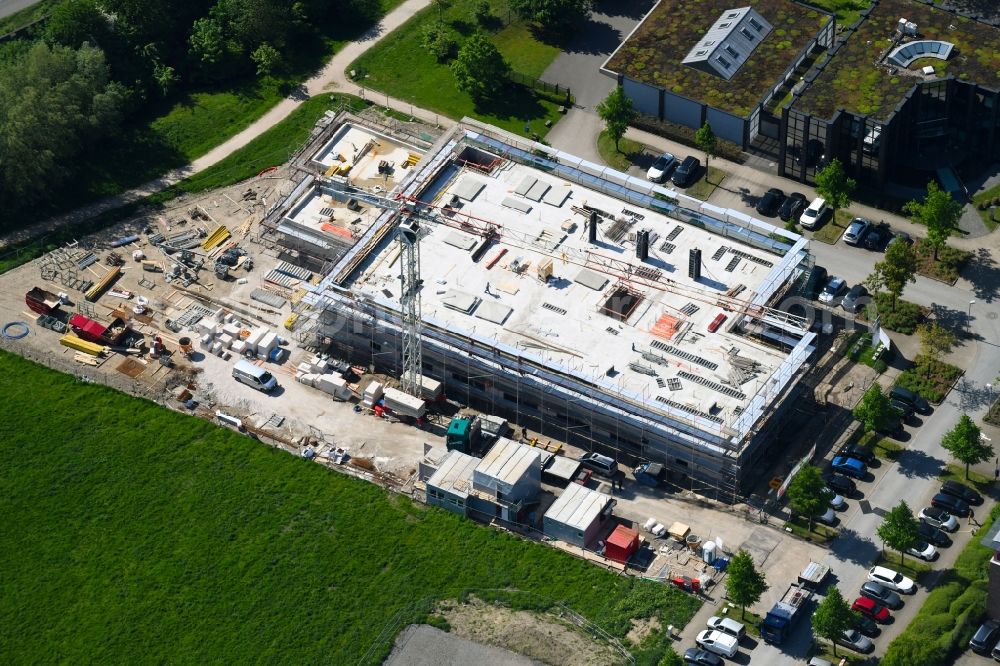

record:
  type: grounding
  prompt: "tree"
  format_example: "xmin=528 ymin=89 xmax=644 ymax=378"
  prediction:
xmin=472 ymin=0 xmax=492 ymax=27
xmin=509 ymin=0 xmax=591 ymax=35
xmin=853 ymin=385 xmax=895 ymax=434
xmin=657 ymin=648 xmax=684 ymax=666
xmin=451 ymin=33 xmax=509 ymax=103
xmin=786 ymin=464 xmax=828 ymax=531
xmin=942 ymin=414 xmax=991 ymax=479
xmin=814 ymin=159 xmax=856 ymax=221
xmin=904 ymin=181 xmax=961 ymax=261
xmin=250 ymin=43 xmax=282 ymax=77
xmin=422 ymin=21 xmax=458 ymax=62
xmin=46 ymin=0 xmax=112 ymax=49
xmin=596 ymin=86 xmax=636 ymax=152
xmin=916 ymin=322 xmax=956 ymax=376
xmin=865 ymin=239 xmax=917 ymax=312
xmin=0 ymin=42 xmax=125 ymax=218
xmin=877 ymin=500 xmax=920 ymax=564
xmin=695 ymin=122 xmax=717 ymax=174
xmin=725 ymin=549 xmax=768 ymax=620
xmin=812 ymin=586 xmax=854 ymax=657
xmin=189 ymin=17 xmax=225 ymax=65
xmin=152 ymin=61 xmax=179 ymax=96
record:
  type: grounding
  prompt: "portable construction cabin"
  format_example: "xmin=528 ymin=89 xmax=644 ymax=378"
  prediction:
xmin=542 ymin=455 xmax=582 ymax=488
xmin=425 ymin=450 xmax=480 ymax=516
xmin=543 ymin=482 xmax=614 ymax=547
xmin=470 ymin=438 xmax=541 ymax=522
xmin=605 ymin=524 xmax=640 ymax=563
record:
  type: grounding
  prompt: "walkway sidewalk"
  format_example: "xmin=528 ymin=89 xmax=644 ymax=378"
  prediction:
xmin=2 ymin=0 xmax=435 ymax=250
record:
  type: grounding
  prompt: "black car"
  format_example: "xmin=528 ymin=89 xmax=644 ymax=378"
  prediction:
xmin=889 ymin=385 xmax=931 ymax=415
xmin=970 ymin=620 xmax=1000 ymax=654
xmin=756 ymin=188 xmax=786 ymax=217
xmin=779 ymin=192 xmax=808 ymax=221
xmin=932 ymin=492 xmax=971 ymax=517
xmin=804 ymin=265 xmax=828 ymax=300
xmin=683 ymin=648 xmax=723 ymax=666
xmin=860 ymin=581 xmax=903 ymax=610
xmin=853 ymin=612 xmax=880 ymax=637
xmin=889 ymin=397 xmax=914 ymax=419
xmin=863 ymin=227 xmax=885 ymax=250
xmin=917 ymin=520 xmax=952 ymax=547
xmin=941 ymin=480 xmax=984 ymax=506
xmin=823 ymin=472 xmax=856 ymax=495
xmin=672 ymin=156 xmax=701 ymax=188
xmin=838 ymin=442 xmax=875 ymax=465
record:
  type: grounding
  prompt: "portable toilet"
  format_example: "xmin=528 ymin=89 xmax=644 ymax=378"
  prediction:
xmin=702 ymin=540 xmax=717 ymax=564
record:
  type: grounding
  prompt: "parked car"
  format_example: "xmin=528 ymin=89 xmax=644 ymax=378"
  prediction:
xmin=799 ymin=196 xmax=828 ymax=229
xmin=838 ymin=442 xmax=875 ymax=464
xmin=864 ymin=223 xmax=890 ymax=250
xmin=919 ymin=506 xmax=960 ymax=532
xmin=932 ymin=492 xmax=971 ymax=517
xmin=888 ymin=231 xmax=912 ymax=248
xmin=706 ymin=616 xmax=746 ymax=641
xmin=906 ymin=540 xmax=938 ymax=561
xmin=818 ymin=276 xmax=846 ymax=304
xmin=646 ymin=152 xmax=676 ymax=183
xmin=841 ymin=284 xmax=868 ymax=313
xmin=970 ymin=620 xmax=1000 ymax=655
xmin=815 ymin=506 xmax=838 ymax=526
xmin=837 ymin=628 xmax=875 ymax=653
xmin=807 ymin=659 xmax=833 ymax=666
xmin=852 ymin=613 xmax=880 ymax=637
xmin=577 ymin=452 xmax=617 ymax=477
xmin=683 ymin=648 xmax=723 ymax=666
xmin=860 ymin=581 xmax=903 ymax=610
xmin=851 ymin=596 xmax=890 ymax=623
xmin=889 ymin=385 xmax=931 ymax=414
xmin=827 ymin=489 xmax=846 ymax=510
xmin=831 ymin=456 xmax=866 ymax=479
xmin=803 ymin=265 xmax=828 ymax=300
xmin=695 ymin=630 xmax=738 ymax=658
xmin=780 ymin=192 xmax=808 ymax=221
xmin=868 ymin=565 xmax=915 ymax=593
xmin=917 ymin=520 xmax=952 ymax=547
xmin=843 ymin=217 xmax=871 ymax=245
xmin=672 ymin=156 xmax=701 ymax=188
xmin=941 ymin=480 xmax=984 ymax=506
xmin=889 ymin=397 xmax=914 ymax=419
xmin=756 ymin=188 xmax=786 ymax=216
xmin=823 ymin=472 xmax=856 ymax=495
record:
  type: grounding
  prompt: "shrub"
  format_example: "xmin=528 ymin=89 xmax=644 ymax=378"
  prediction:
xmin=866 ymin=292 xmax=924 ymax=334
xmin=421 ymin=21 xmax=459 ymax=62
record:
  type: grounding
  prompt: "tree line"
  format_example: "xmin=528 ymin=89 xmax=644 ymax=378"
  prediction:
xmin=0 ymin=0 xmax=380 ymax=225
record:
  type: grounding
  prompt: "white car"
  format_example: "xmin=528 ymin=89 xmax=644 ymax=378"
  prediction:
xmin=799 ymin=196 xmax=827 ymax=229
xmin=706 ymin=616 xmax=746 ymax=640
xmin=696 ymin=629 xmax=739 ymax=657
xmin=842 ymin=217 xmax=871 ymax=245
xmin=827 ymin=489 xmax=846 ymax=510
xmin=646 ymin=152 xmax=676 ymax=183
xmin=919 ymin=506 xmax=960 ymax=532
xmin=818 ymin=276 xmax=845 ymax=304
xmin=868 ymin=565 xmax=916 ymax=594
xmin=907 ymin=540 xmax=938 ymax=561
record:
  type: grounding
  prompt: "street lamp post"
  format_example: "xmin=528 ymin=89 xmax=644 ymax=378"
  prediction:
xmin=968 ymin=300 xmax=976 ymax=336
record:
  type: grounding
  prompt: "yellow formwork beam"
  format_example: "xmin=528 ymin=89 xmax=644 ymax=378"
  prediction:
xmin=202 ymin=226 xmax=231 ymax=251
xmin=85 ymin=267 xmax=121 ymax=302
xmin=60 ymin=334 xmax=106 ymax=356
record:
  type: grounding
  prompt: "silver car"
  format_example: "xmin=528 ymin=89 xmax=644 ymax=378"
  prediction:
xmin=843 ymin=217 xmax=871 ymax=245
xmin=646 ymin=152 xmax=676 ymax=183
xmin=837 ymin=628 xmax=874 ymax=654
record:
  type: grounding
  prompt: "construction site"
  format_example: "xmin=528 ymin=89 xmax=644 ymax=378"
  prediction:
xmin=0 ymin=107 xmax=819 ymax=503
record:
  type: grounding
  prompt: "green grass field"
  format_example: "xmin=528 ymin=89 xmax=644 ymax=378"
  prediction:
xmin=350 ymin=0 xmax=564 ymax=137
xmin=0 ymin=351 xmax=699 ymax=663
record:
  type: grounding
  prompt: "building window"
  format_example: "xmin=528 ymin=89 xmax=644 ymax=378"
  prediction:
xmin=749 ymin=17 xmax=763 ymax=31
xmin=696 ymin=50 xmax=708 ymax=57
xmin=725 ymin=45 xmax=739 ymax=58
xmin=704 ymin=40 xmax=715 ymax=46
xmin=740 ymin=28 xmax=755 ymax=41
xmin=716 ymin=56 xmax=731 ymax=69
xmin=727 ymin=11 xmax=739 ymax=18
xmin=719 ymin=22 xmax=731 ymax=29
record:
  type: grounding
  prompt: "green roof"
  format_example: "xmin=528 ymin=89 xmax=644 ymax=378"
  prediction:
xmin=605 ymin=0 xmax=829 ymax=117
xmin=794 ymin=0 xmax=1000 ymax=121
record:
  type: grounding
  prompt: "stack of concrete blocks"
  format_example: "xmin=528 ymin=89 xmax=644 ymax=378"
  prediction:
xmin=257 ymin=332 xmax=279 ymax=359
xmin=244 ymin=327 xmax=268 ymax=357
xmin=315 ymin=374 xmax=351 ymax=400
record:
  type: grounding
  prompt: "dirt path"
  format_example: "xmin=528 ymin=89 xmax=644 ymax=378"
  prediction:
xmin=1 ymin=0 xmax=438 ymax=250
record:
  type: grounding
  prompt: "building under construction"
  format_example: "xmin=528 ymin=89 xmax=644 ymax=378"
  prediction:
xmin=269 ymin=114 xmax=816 ymax=499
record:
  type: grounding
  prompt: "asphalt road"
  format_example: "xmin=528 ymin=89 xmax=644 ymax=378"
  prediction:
xmin=0 ymin=0 xmax=42 ymax=21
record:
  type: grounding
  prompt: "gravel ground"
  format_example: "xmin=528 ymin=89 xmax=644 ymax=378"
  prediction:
xmin=385 ymin=625 xmax=541 ymax=666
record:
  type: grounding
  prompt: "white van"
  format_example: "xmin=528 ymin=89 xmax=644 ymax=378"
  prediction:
xmin=232 ymin=359 xmax=278 ymax=393
xmin=799 ymin=196 xmax=828 ymax=229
